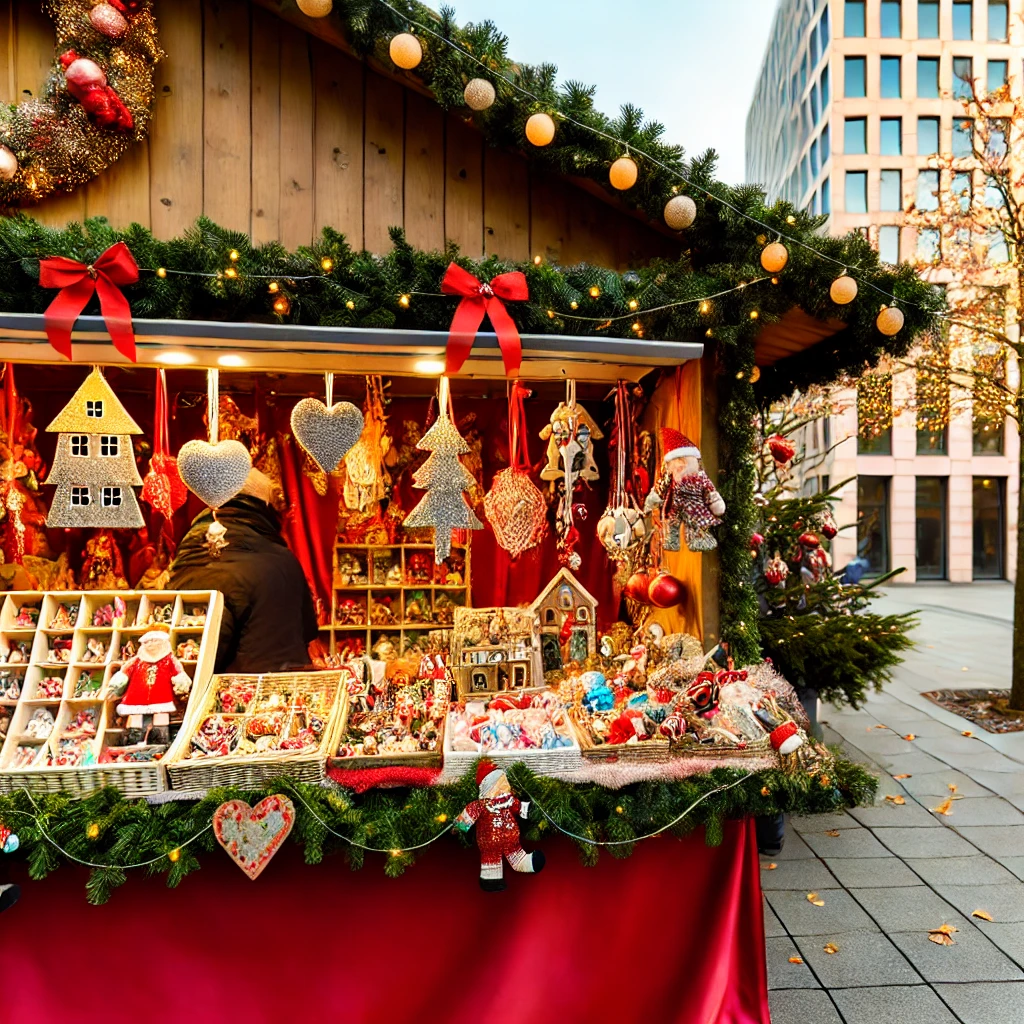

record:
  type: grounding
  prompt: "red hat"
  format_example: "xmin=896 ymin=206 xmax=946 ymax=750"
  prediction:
xmin=660 ymin=427 xmax=700 ymax=463
xmin=476 ymin=759 xmax=504 ymax=797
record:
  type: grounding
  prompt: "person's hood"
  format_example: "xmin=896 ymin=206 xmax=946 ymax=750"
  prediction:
xmin=171 ymin=495 xmax=287 ymax=570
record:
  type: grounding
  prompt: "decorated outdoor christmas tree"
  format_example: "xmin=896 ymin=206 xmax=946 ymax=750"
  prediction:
xmin=45 ymin=367 xmax=145 ymax=529
xmin=403 ymin=378 xmax=482 ymax=561
xmin=752 ymin=398 xmax=914 ymax=709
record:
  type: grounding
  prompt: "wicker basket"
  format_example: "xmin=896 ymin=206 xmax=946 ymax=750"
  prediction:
xmin=443 ymin=711 xmax=583 ymax=777
xmin=328 ymin=712 xmax=446 ymax=770
xmin=165 ymin=671 xmax=348 ymax=790
xmin=567 ymin=707 xmax=672 ymax=763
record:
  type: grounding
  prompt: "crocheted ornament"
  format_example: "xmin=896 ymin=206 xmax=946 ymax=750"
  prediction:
xmin=291 ymin=397 xmax=364 ymax=474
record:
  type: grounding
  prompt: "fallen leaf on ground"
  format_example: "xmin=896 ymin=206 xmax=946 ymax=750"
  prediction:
xmin=825 ymin=829 xmax=841 ymax=837
xmin=823 ymin=943 xmax=839 ymax=954
xmin=932 ymin=798 xmax=954 ymax=816
xmin=972 ymin=910 xmax=994 ymax=922
xmin=893 ymin=773 xmax=912 ymax=779
xmin=927 ymin=924 xmax=958 ymax=946
xmin=885 ymin=795 xmax=906 ymax=805
xmin=873 ymin=724 xmax=888 ymax=730
xmin=903 ymin=734 xmax=916 ymax=741
xmin=788 ymin=956 xmax=804 ymax=964
xmin=948 ymin=783 xmax=958 ymax=793
xmin=806 ymin=892 xmax=825 ymax=906
xmin=764 ymin=862 xmax=778 ymax=870
xmin=962 ymin=730 xmax=973 ymax=737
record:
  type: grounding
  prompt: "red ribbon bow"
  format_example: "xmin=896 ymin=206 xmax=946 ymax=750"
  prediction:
xmin=440 ymin=262 xmax=528 ymax=377
xmin=39 ymin=241 xmax=140 ymax=362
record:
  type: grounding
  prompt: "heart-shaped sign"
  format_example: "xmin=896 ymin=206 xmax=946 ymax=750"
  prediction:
xmin=290 ymin=398 xmax=364 ymax=474
xmin=212 ymin=795 xmax=295 ymax=880
xmin=177 ymin=439 xmax=252 ymax=509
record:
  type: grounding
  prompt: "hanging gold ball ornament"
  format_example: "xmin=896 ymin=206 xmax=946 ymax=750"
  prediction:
xmin=760 ymin=242 xmax=788 ymax=273
xmin=0 ymin=145 xmax=18 ymax=182
xmin=389 ymin=33 xmax=423 ymax=70
xmin=525 ymin=112 xmax=556 ymax=147
xmin=664 ymin=194 xmax=697 ymax=230
xmin=609 ymin=155 xmax=638 ymax=191
xmin=876 ymin=306 xmax=904 ymax=336
xmin=463 ymin=78 xmax=496 ymax=111
xmin=829 ymin=275 xmax=858 ymax=305
xmin=296 ymin=0 xmax=333 ymax=16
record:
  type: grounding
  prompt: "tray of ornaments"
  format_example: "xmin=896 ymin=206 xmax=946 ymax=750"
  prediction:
xmin=0 ymin=590 xmax=223 ymax=797
xmin=328 ymin=654 xmax=450 ymax=769
xmin=165 ymin=670 xmax=348 ymax=790
xmin=444 ymin=689 xmax=583 ymax=778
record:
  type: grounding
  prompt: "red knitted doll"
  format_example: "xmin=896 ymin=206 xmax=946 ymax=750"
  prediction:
xmin=454 ymin=760 xmax=545 ymax=892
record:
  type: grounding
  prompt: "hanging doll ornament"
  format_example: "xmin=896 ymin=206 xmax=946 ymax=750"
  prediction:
xmin=454 ymin=759 xmax=545 ymax=892
xmin=644 ymin=428 xmax=725 ymax=552
xmin=817 ymin=505 xmax=838 ymax=539
xmin=483 ymin=381 xmax=547 ymax=558
xmin=763 ymin=552 xmax=789 ymax=587
xmin=344 ymin=376 xmax=390 ymax=512
xmin=403 ymin=376 xmax=483 ymax=561
xmin=141 ymin=369 xmax=187 ymax=520
xmin=291 ymin=372 xmax=364 ymax=474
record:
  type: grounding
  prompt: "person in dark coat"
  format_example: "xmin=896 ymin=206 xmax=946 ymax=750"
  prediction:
xmin=168 ymin=470 xmax=320 ymax=673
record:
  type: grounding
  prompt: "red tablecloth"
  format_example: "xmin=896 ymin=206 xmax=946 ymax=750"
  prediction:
xmin=4 ymin=818 xmax=769 ymax=1024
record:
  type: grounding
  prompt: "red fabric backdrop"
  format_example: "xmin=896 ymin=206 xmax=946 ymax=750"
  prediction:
xmin=4 ymin=820 xmax=768 ymax=1024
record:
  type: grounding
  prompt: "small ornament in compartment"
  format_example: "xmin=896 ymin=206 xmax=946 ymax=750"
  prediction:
xmin=73 ymin=671 xmax=102 ymax=698
xmin=120 ymin=638 xmax=138 ymax=662
xmin=433 ymin=593 xmax=456 ymax=626
xmin=12 ymin=745 xmax=39 ymax=768
xmin=369 ymin=595 xmax=398 ymax=625
xmin=189 ymin=715 xmax=240 ymax=758
xmin=405 ymin=552 xmax=431 ymax=584
xmin=3 ymin=641 xmax=31 ymax=665
xmin=334 ymin=596 xmax=367 ymax=626
xmin=180 ymin=606 xmax=207 ymax=628
xmin=80 ymin=637 xmax=108 ymax=664
xmin=49 ymin=602 xmax=79 ymax=630
xmin=14 ymin=606 xmax=38 ymax=628
xmin=39 ymin=675 xmax=65 ymax=699
xmin=46 ymin=637 xmax=73 ymax=664
xmin=62 ymin=707 xmax=99 ymax=740
xmin=24 ymin=708 xmax=55 ymax=740
xmin=0 ymin=672 xmax=21 ymax=701
xmin=403 ymin=590 xmax=429 ymax=624
xmin=145 ymin=601 xmax=174 ymax=626
xmin=0 ymin=705 xmax=11 ymax=741
xmin=336 ymin=552 xmax=367 ymax=586
xmin=176 ymin=637 xmax=201 ymax=661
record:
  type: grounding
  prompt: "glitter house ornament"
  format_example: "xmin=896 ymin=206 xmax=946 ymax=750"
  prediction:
xmin=403 ymin=377 xmax=483 ymax=561
xmin=45 ymin=368 xmax=145 ymax=529
xmin=664 ymin=194 xmax=697 ymax=229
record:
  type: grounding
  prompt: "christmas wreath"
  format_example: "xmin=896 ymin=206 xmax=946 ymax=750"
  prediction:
xmin=0 ymin=1 xmax=162 ymax=206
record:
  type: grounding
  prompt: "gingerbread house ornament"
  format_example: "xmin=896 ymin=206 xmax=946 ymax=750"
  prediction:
xmin=45 ymin=368 xmax=145 ymax=529
xmin=531 ymin=568 xmax=598 ymax=672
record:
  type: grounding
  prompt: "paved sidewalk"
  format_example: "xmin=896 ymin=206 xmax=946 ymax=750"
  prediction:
xmin=765 ymin=583 xmax=1024 ymax=1024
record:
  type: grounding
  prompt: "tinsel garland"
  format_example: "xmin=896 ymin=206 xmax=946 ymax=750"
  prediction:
xmin=0 ymin=758 xmax=878 ymax=904
xmin=0 ymin=1 xmax=162 ymax=206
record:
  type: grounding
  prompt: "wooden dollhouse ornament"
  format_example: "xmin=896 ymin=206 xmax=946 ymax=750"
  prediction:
xmin=451 ymin=606 xmax=543 ymax=699
xmin=531 ymin=568 xmax=598 ymax=672
xmin=44 ymin=367 xmax=145 ymax=529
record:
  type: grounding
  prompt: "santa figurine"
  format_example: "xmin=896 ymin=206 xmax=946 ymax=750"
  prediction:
xmin=109 ymin=629 xmax=192 ymax=745
xmin=454 ymin=759 xmax=545 ymax=892
xmin=644 ymin=428 xmax=726 ymax=552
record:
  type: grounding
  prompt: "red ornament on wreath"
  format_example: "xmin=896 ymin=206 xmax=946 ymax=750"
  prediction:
xmin=766 ymin=433 xmax=796 ymax=465
xmin=60 ymin=51 xmax=134 ymax=131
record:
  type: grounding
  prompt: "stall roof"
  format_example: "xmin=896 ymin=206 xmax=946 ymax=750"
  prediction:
xmin=753 ymin=307 xmax=846 ymax=368
xmin=0 ymin=314 xmax=702 ymax=383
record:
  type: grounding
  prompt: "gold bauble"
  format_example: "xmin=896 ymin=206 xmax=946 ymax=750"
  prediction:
xmin=760 ymin=242 xmax=788 ymax=273
xmin=0 ymin=145 xmax=18 ymax=182
xmin=389 ymin=33 xmax=423 ymax=70
xmin=609 ymin=156 xmax=638 ymax=191
xmin=751 ymin=365 xmax=761 ymax=383
xmin=525 ymin=112 xmax=556 ymax=147
xmin=876 ymin=306 xmax=904 ymax=336
xmin=664 ymin=194 xmax=697 ymax=229
xmin=464 ymin=78 xmax=496 ymax=111
xmin=296 ymin=0 xmax=333 ymax=16
xmin=829 ymin=275 xmax=858 ymax=305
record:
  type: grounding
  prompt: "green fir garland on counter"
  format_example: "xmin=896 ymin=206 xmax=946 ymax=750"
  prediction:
xmin=0 ymin=759 xmax=877 ymax=904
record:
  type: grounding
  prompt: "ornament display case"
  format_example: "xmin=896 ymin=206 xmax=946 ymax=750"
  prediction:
xmin=0 ymin=590 xmax=223 ymax=797
xmin=323 ymin=541 xmax=470 ymax=658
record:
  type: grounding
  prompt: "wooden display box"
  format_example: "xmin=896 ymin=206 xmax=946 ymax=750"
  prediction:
xmin=0 ymin=590 xmax=223 ymax=797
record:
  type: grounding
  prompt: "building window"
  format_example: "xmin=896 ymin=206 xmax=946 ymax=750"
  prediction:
xmin=952 ymin=171 xmax=973 ymax=211
xmin=845 ymin=117 xmax=867 ymax=154
xmin=880 ymin=117 xmax=902 ymax=155
xmin=101 ymin=487 xmax=123 ymax=508
xmin=881 ymin=169 xmax=902 ymax=211
xmin=987 ymin=119 xmax=1007 ymax=160
xmin=916 ymin=368 xmax=949 ymax=453
xmin=987 ymin=59 xmax=1008 ymax=93
xmin=917 ymin=116 xmax=940 ymax=155
xmin=70 ymin=486 xmax=91 ymax=507
xmin=881 ymin=1 xmax=901 ymax=37
xmin=917 ymin=58 xmax=939 ymax=98
xmin=858 ymin=477 xmax=891 ymax=575
xmin=821 ymin=124 xmax=830 ymax=162
xmin=70 ymin=435 xmax=89 ymax=457
xmin=99 ymin=435 xmax=119 ymax=457
xmin=916 ymin=227 xmax=941 ymax=261
xmin=989 ymin=0 xmax=1008 ymax=41
xmin=953 ymin=0 xmax=975 ymax=39
xmin=822 ymin=177 xmax=831 ymax=214
xmin=879 ymin=225 xmax=900 ymax=263
xmin=952 ymin=118 xmax=974 ymax=157
xmin=801 ymin=156 xmax=809 ymax=196
xmin=810 ymin=84 xmax=820 ymax=123
xmin=820 ymin=7 xmax=830 ymax=50
xmin=985 ymin=176 xmax=1004 ymax=209
xmin=953 ymin=57 xmax=974 ymax=99
xmin=985 ymin=228 xmax=1009 ymax=263
xmin=973 ymin=477 xmax=1006 ymax=578
xmin=916 ymin=477 xmax=947 ymax=580
xmin=845 ymin=1 xmax=866 ymax=37
xmin=857 ymin=374 xmax=892 ymax=454
xmin=919 ymin=0 xmax=940 ymax=37
xmin=845 ymin=57 xmax=866 ymax=97
xmin=881 ymin=56 xmax=902 ymax=97
xmin=86 ymin=400 xmax=103 ymax=418
xmin=810 ymin=139 xmax=820 ymax=176
xmin=846 ymin=171 xmax=868 ymax=213
xmin=820 ymin=66 xmax=830 ymax=107
xmin=917 ymin=169 xmax=939 ymax=210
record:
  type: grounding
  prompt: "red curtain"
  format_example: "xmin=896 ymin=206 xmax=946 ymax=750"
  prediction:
xmin=4 ymin=819 xmax=768 ymax=1024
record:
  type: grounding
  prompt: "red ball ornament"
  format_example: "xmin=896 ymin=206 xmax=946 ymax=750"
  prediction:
xmin=647 ymin=570 xmax=686 ymax=609
xmin=64 ymin=56 xmax=107 ymax=92
xmin=763 ymin=554 xmax=789 ymax=587
xmin=750 ymin=532 xmax=764 ymax=550
xmin=818 ymin=508 xmax=838 ymax=539
xmin=89 ymin=3 xmax=129 ymax=38
xmin=624 ymin=571 xmax=654 ymax=605
xmin=798 ymin=532 xmax=820 ymax=548
xmin=767 ymin=433 xmax=796 ymax=464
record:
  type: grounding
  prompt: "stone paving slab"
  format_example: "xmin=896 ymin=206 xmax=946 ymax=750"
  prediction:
xmin=763 ymin=899 xmax=787 ymax=938
xmin=821 ymin=856 xmax=923 ymax=889
xmin=789 ymin=812 xmax=858 ymax=833
xmin=846 ymin=801 xmax=942 ymax=828
xmin=903 ymin=855 xmax=1020 ymax=887
xmin=935 ymin=882 xmax=1024 ymax=922
xmin=792 ymin=931 xmax=922 ymax=988
xmin=890 ymin=927 xmax=1024 ymax=982
xmin=934 ymin=981 xmax=1024 ymax=1024
xmin=931 ymin=796 xmax=1024 ymax=826
xmin=955 ymin=825 xmax=1024 ymax=858
xmin=759 ymin=858 xmax=841 ymax=892
xmin=997 ymin=856 xmax=1024 ymax=880
xmin=877 ymin=750 xmax=951 ymax=775
xmin=766 ymin=889 xmax=879 ymax=937
xmin=800 ymin=829 xmax=892 ymax=859
xmin=829 ymin=985 xmax=958 ymax=1024
xmin=973 ymin=921 xmax=1024 ymax=964
xmin=966 ymin=769 xmax=1024 ymax=797
xmin=871 ymin=825 xmax=980 ymax=859
xmin=767 ymin=989 xmax=843 ymax=1024
xmin=775 ymin=832 xmax=818 ymax=860
xmin=850 ymin=885 xmax=966 ymax=932
xmin=898 ymin=770 xmax=993 ymax=799
xmin=938 ymin=750 xmax=1024 ymax=774
xmin=766 ymin=936 xmax=820 ymax=990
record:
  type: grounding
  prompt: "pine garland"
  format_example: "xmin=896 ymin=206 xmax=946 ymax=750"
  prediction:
xmin=0 ymin=759 xmax=877 ymax=903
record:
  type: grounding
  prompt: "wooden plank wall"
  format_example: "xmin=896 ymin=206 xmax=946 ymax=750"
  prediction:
xmin=1 ymin=0 xmax=680 ymax=270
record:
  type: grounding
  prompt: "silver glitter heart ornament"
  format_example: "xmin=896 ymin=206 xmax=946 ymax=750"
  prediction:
xmin=290 ymin=398 xmax=364 ymax=474
xmin=177 ymin=439 xmax=252 ymax=509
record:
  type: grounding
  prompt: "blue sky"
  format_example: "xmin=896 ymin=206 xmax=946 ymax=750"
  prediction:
xmin=449 ymin=0 xmax=778 ymax=184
